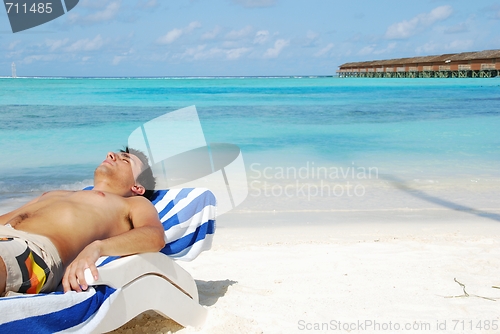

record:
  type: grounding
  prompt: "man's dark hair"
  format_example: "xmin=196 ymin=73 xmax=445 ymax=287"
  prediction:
xmin=120 ymin=146 xmax=156 ymax=200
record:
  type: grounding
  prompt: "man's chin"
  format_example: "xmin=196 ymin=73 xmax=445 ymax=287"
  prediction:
xmin=94 ymin=165 xmax=110 ymax=177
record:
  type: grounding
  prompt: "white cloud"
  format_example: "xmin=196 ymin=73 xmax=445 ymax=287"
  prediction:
xmin=314 ymin=43 xmax=334 ymax=57
xmin=202 ymin=26 xmax=222 ymax=40
xmin=140 ymin=0 xmax=158 ymax=8
xmin=232 ymin=0 xmax=276 ymax=8
xmin=446 ymin=39 xmax=473 ymax=51
xmin=180 ymin=45 xmax=208 ymax=59
xmin=357 ymin=45 xmax=375 ymax=56
xmin=226 ymin=47 xmax=252 ymax=60
xmin=23 ymin=55 xmax=43 ymax=64
xmin=485 ymin=4 xmax=500 ymax=20
xmin=23 ymin=54 xmax=58 ymax=64
xmin=69 ymin=1 xmax=120 ymax=24
xmin=178 ymin=45 xmax=237 ymax=61
xmin=263 ymin=39 xmax=289 ymax=58
xmin=226 ymin=25 xmax=253 ymax=40
xmin=444 ymin=22 xmax=468 ymax=34
xmin=175 ymin=44 xmax=252 ymax=61
xmin=222 ymin=41 xmax=240 ymax=48
xmin=158 ymin=28 xmax=183 ymax=44
xmin=45 ymin=38 xmax=69 ymax=52
xmin=422 ymin=6 xmax=453 ymax=24
xmin=78 ymin=0 xmax=106 ymax=8
xmin=8 ymin=41 xmax=21 ymax=50
xmin=185 ymin=21 xmax=202 ymax=33
xmin=306 ymin=31 xmax=318 ymax=40
xmin=373 ymin=42 xmax=397 ymax=55
xmin=303 ymin=30 xmax=319 ymax=47
xmin=112 ymin=56 xmax=124 ymax=65
xmin=65 ymin=35 xmax=104 ymax=52
xmin=157 ymin=21 xmax=201 ymax=44
xmin=254 ymin=30 xmax=270 ymax=44
xmin=385 ymin=5 xmax=453 ymax=39
xmin=357 ymin=42 xmax=397 ymax=57
xmin=415 ymin=39 xmax=473 ymax=54
xmin=416 ymin=42 xmax=438 ymax=54
xmin=78 ymin=0 xmax=113 ymax=9
xmin=111 ymin=49 xmax=134 ymax=65
xmin=87 ymin=1 xmax=120 ymax=21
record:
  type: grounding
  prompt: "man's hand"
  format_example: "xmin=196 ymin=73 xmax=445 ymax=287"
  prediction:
xmin=62 ymin=241 xmax=102 ymax=293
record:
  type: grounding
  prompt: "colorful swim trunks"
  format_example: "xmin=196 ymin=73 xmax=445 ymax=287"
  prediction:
xmin=0 ymin=225 xmax=63 ymax=295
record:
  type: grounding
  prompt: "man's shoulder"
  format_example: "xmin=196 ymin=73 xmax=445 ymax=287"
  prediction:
xmin=126 ymin=195 xmax=155 ymax=207
xmin=127 ymin=196 xmax=161 ymax=226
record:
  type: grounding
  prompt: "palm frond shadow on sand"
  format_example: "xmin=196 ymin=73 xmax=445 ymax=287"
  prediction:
xmin=380 ymin=174 xmax=500 ymax=222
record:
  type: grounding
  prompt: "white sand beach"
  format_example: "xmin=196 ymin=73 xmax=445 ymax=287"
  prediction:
xmin=111 ymin=208 xmax=500 ymax=334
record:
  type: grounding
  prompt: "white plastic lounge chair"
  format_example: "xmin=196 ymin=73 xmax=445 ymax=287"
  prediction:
xmin=0 ymin=187 xmax=216 ymax=333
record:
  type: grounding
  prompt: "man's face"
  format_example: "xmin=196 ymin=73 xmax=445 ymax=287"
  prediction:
xmin=97 ymin=151 xmax=145 ymax=188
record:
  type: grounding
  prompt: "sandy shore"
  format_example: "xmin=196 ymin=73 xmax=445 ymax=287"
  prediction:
xmin=111 ymin=208 xmax=500 ymax=334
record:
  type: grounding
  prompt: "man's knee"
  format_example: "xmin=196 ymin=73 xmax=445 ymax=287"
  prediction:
xmin=0 ymin=257 xmax=6 ymax=296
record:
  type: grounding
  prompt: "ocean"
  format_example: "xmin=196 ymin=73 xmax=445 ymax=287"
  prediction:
xmin=1 ymin=77 xmax=499 ymax=216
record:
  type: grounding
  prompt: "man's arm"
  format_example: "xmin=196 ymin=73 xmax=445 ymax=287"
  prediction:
xmin=62 ymin=197 xmax=165 ymax=293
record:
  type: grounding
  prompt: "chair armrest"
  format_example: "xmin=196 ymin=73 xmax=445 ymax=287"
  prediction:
xmin=84 ymin=252 xmax=199 ymax=300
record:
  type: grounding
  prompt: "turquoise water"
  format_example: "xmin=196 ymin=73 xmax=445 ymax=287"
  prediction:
xmin=1 ymin=77 xmax=499 ymax=210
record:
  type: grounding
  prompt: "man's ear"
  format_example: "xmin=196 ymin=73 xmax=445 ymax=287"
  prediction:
xmin=131 ymin=184 xmax=146 ymax=196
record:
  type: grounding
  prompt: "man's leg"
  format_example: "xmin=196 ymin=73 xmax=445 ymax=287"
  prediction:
xmin=0 ymin=257 xmax=6 ymax=295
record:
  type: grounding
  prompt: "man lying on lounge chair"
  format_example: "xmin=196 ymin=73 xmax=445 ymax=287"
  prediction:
xmin=0 ymin=147 xmax=165 ymax=296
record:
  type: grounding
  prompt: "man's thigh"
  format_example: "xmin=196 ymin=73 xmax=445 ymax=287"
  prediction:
xmin=0 ymin=256 xmax=6 ymax=296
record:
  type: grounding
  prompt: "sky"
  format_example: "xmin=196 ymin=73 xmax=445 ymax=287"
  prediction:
xmin=1 ymin=0 xmax=500 ymax=77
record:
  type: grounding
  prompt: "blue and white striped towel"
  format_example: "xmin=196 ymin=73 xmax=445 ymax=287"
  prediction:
xmin=0 ymin=188 xmax=216 ymax=333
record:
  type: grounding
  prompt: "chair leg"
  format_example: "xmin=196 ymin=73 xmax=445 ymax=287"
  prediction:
xmin=90 ymin=275 xmax=207 ymax=333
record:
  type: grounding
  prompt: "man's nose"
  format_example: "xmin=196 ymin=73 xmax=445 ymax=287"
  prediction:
xmin=107 ymin=152 xmax=116 ymax=161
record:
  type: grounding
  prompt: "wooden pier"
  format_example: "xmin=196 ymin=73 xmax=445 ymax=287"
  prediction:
xmin=337 ymin=49 xmax=500 ymax=78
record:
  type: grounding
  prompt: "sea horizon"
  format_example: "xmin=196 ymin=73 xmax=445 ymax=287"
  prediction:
xmin=0 ymin=75 xmax=337 ymax=79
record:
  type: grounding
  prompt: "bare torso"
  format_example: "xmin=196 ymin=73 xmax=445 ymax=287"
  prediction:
xmin=5 ymin=190 xmax=135 ymax=265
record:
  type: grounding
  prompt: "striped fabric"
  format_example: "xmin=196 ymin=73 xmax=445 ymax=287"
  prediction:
xmin=0 ymin=188 xmax=216 ymax=333
xmin=17 ymin=246 xmax=50 ymax=294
